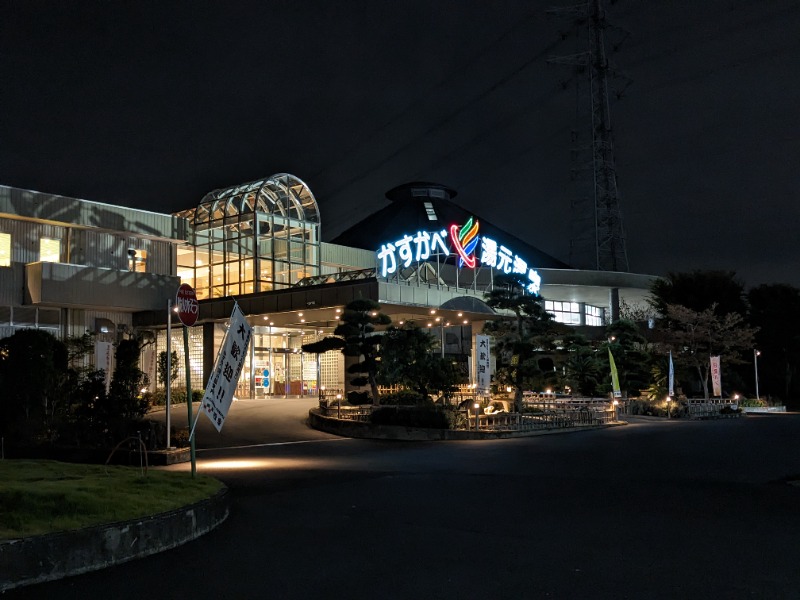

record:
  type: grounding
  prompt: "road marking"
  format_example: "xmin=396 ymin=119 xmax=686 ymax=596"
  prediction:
xmin=196 ymin=437 xmax=351 ymax=452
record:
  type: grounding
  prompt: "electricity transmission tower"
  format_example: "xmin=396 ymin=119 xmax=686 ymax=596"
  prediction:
xmin=548 ymin=0 xmax=630 ymax=272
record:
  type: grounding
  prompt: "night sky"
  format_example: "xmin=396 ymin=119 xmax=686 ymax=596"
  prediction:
xmin=2 ymin=1 xmax=799 ymax=288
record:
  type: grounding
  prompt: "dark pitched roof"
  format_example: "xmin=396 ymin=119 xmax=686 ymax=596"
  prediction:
xmin=329 ymin=182 xmax=571 ymax=270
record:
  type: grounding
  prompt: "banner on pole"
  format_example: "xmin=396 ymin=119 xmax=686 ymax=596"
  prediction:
xmin=201 ymin=304 xmax=252 ymax=432
xmin=475 ymin=334 xmax=491 ymax=395
xmin=608 ymin=348 xmax=622 ymax=398
xmin=710 ymin=355 xmax=722 ymax=397
xmin=95 ymin=341 xmax=113 ymax=395
xmin=668 ymin=351 xmax=675 ymax=397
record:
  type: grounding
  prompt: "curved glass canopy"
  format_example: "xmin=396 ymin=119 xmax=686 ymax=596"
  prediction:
xmin=176 ymin=173 xmax=321 ymax=299
xmin=180 ymin=173 xmax=319 ymax=227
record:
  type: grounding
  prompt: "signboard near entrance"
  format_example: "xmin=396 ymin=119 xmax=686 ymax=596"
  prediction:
xmin=176 ymin=283 xmax=199 ymax=327
xmin=201 ymin=304 xmax=252 ymax=431
xmin=475 ymin=334 xmax=491 ymax=395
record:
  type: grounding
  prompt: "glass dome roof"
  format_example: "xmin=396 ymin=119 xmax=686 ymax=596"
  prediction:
xmin=179 ymin=173 xmax=319 ymax=225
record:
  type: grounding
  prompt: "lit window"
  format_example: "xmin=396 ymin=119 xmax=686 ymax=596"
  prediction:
xmin=423 ymin=201 xmax=438 ymax=221
xmin=545 ymin=300 xmax=581 ymax=325
xmin=40 ymin=238 xmax=60 ymax=262
xmin=585 ymin=305 xmax=604 ymax=327
xmin=0 ymin=233 xmax=10 ymax=266
xmin=128 ymin=248 xmax=148 ymax=272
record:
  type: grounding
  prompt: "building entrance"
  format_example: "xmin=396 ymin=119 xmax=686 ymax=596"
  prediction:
xmin=245 ymin=326 xmax=324 ymax=399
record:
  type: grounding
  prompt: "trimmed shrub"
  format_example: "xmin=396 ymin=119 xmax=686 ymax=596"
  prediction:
xmin=347 ymin=391 xmax=372 ymax=405
xmin=379 ymin=390 xmax=430 ymax=406
xmin=370 ymin=406 xmax=450 ymax=429
xmin=150 ymin=388 xmax=204 ymax=407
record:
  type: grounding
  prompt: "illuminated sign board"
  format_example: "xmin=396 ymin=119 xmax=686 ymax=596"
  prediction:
xmin=377 ymin=217 xmax=542 ymax=295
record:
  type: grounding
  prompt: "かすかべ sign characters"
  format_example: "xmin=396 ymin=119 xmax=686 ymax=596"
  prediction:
xmin=376 ymin=218 xmax=542 ymax=295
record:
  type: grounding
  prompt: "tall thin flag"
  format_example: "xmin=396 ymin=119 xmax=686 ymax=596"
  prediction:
xmin=668 ymin=351 xmax=675 ymax=397
xmin=608 ymin=348 xmax=622 ymax=398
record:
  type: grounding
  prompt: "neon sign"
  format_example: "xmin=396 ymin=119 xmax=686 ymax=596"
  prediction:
xmin=377 ymin=218 xmax=542 ymax=295
xmin=450 ymin=217 xmax=479 ymax=268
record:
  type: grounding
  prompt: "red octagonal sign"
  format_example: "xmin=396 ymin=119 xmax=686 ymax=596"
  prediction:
xmin=176 ymin=283 xmax=199 ymax=327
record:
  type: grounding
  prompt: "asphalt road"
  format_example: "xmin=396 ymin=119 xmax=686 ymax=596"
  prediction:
xmin=6 ymin=400 xmax=800 ymax=599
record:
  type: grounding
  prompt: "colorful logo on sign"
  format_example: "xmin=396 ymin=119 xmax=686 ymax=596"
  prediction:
xmin=450 ymin=217 xmax=479 ymax=268
xmin=376 ymin=216 xmax=542 ymax=295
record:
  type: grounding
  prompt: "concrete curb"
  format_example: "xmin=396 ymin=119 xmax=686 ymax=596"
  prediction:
xmin=308 ymin=409 xmax=625 ymax=440
xmin=0 ymin=487 xmax=230 ymax=592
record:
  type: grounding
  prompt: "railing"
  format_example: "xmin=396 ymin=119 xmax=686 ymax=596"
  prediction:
xmin=315 ymin=400 xmax=616 ymax=430
xmin=685 ymin=400 xmax=736 ymax=419
xmin=317 ymin=402 xmax=372 ymax=422
xmin=375 ymin=384 xmax=483 ymax=407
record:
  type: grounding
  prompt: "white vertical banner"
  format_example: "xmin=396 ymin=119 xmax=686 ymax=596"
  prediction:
xmin=710 ymin=355 xmax=722 ymax=397
xmin=668 ymin=351 xmax=675 ymax=397
xmin=201 ymin=304 xmax=252 ymax=432
xmin=141 ymin=345 xmax=156 ymax=392
xmin=95 ymin=341 xmax=113 ymax=395
xmin=475 ymin=334 xmax=491 ymax=395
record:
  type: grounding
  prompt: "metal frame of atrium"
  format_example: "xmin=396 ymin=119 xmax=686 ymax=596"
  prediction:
xmin=175 ymin=173 xmax=321 ymax=300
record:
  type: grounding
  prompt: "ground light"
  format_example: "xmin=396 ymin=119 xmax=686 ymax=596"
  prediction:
xmin=473 ymin=403 xmax=480 ymax=431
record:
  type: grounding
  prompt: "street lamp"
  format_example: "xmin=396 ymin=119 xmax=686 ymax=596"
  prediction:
xmin=473 ymin=402 xmax=480 ymax=431
xmin=754 ymin=350 xmax=761 ymax=403
xmin=666 ymin=396 xmax=671 ymax=419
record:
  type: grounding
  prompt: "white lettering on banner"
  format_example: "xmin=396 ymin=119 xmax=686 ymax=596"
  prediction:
xmin=476 ymin=334 xmax=491 ymax=395
xmin=201 ymin=304 xmax=252 ymax=432
xmin=95 ymin=341 xmax=113 ymax=395
xmin=710 ymin=355 xmax=722 ymax=397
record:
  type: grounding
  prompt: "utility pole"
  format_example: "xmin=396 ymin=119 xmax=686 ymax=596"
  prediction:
xmin=548 ymin=0 xmax=630 ymax=272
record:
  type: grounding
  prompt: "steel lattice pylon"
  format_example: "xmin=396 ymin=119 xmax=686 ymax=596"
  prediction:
xmin=548 ymin=0 xmax=629 ymax=272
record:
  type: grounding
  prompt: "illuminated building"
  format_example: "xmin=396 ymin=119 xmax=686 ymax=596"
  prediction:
xmin=0 ymin=177 xmax=657 ymax=397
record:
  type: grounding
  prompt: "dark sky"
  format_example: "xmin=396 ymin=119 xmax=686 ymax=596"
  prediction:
xmin=2 ymin=1 xmax=799 ymax=288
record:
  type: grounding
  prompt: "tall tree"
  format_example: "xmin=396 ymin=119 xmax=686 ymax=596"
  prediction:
xmin=157 ymin=350 xmax=179 ymax=385
xmin=0 ymin=329 xmax=68 ymax=442
xmin=604 ymin=319 xmax=653 ymax=397
xmin=484 ymin=274 xmax=564 ymax=412
xmin=105 ymin=338 xmax=150 ymax=440
xmin=379 ymin=324 xmax=462 ymax=401
xmin=660 ymin=303 xmax=757 ymax=399
xmin=649 ymin=270 xmax=747 ymax=317
xmin=748 ymin=284 xmax=800 ymax=405
xmin=303 ymin=299 xmax=390 ymax=405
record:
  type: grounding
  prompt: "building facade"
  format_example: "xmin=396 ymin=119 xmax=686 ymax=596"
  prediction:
xmin=0 ymin=177 xmax=659 ymax=399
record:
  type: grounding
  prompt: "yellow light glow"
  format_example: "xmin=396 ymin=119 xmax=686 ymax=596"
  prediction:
xmin=199 ymin=459 xmax=273 ymax=470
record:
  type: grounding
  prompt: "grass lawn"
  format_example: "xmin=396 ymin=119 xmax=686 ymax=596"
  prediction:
xmin=0 ymin=460 xmax=224 ymax=540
